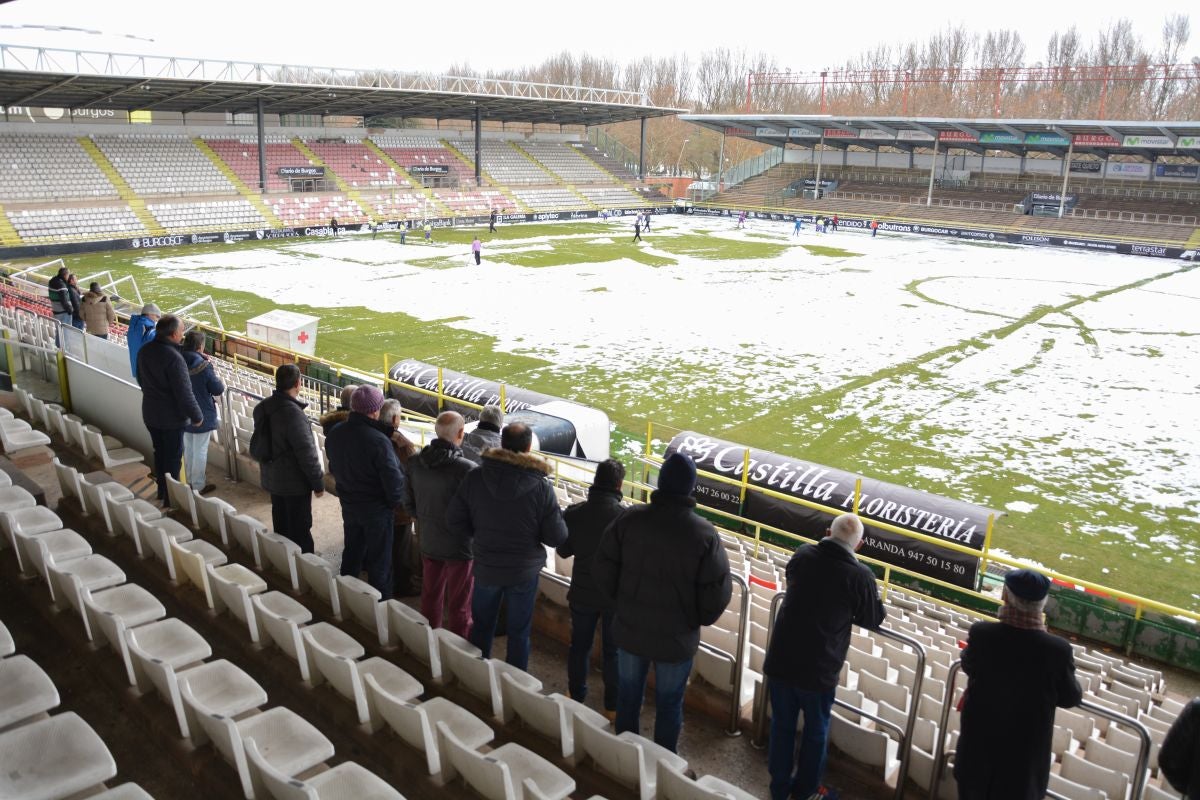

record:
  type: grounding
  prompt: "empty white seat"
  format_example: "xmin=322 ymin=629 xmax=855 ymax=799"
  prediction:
xmin=18 ymin=527 xmax=90 ymax=583
xmin=83 ymin=428 xmax=143 ymax=468
xmin=829 ymin=708 xmax=900 ymax=788
xmin=297 ymin=553 xmax=341 ymax=616
xmin=2 ymin=506 xmax=65 ymax=574
xmin=0 ymin=484 xmax=37 ymax=512
xmin=245 ymin=737 xmax=403 ymax=800
xmin=0 ymin=712 xmax=117 ymax=799
xmin=1060 ymin=751 xmax=1129 ymax=800
xmin=258 ymin=531 xmax=301 ymax=591
xmin=0 ymin=422 xmax=51 ymax=453
xmin=165 ymin=475 xmax=199 ymax=527
xmin=368 ymin=688 xmax=493 ymax=776
xmin=1046 ymin=770 xmax=1108 ymax=800
xmin=657 ymin=760 xmax=762 ymax=800
xmin=252 ymin=592 xmax=314 ymax=680
xmin=107 ymin=495 xmax=163 ymax=545
xmin=227 ymin=513 xmax=266 ymax=568
xmin=310 ymin=634 xmax=423 ymax=729
xmin=335 ymin=575 xmax=388 ymax=645
xmin=90 ymin=783 xmax=157 ymax=799
xmin=573 ymin=712 xmax=687 ymax=800
xmin=209 ymin=562 xmax=269 ymax=641
xmin=440 ymin=631 xmax=540 ymax=721
xmin=125 ymin=619 xmax=215 ymax=735
xmin=196 ymin=494 xmax=236 ymax=547
xmin=47 ymin=554 xmax=125 ymax=612
xmin=0 ymin=655 xmax=60 ymax=730
xmin=136 ymin=515 xmax=193 ymax=564
xmin=80 ymin=479 xmax=135 ymax=533
xmin=501 ymin=671 xmax=608 ymax=758
xmin=299 ymin=621 xmax=363 ymax=679
xmin=82 ymin=581 xmax=166 ymax=646
xmin=438 ymin=720 xmax=575 ymax=800
xmin=0 ymin=620 xmax=13 ymax=657
xmin=169 ymin=535 xmax=228 ymax=596
xmin=386 ymin=600 xmax=440 ymax=679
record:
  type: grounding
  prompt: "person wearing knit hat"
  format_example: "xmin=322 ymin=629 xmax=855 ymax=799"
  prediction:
xmin=593 ymin=452 xmax=732 ymax=753
xmin=955 ymin=568 xmax=1082 ymax=800
xmin=325 ymin=383 xmax=407 ymax=598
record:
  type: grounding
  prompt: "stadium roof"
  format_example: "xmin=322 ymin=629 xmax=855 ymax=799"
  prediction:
xmin=680 ymin=115 xmax=1200 ymax=160
xmin=0 ymin=43 xmax=684 ymax=125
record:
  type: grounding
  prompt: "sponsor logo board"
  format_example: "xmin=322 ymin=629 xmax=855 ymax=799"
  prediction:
xmin=788 ymin=127 xmax=820 ymax=138
xmin=822 ymin=128 xmax=858 ymax=138
xmin=755 ymin=127 xmax=788 ymax=137
xmin=1073 ymin=134 xmax=1121 ymax=147
xmin=1155 ymin=164 xmax=1199 ymax=179
xmin=897 ymin=129 xmax=935 ymax=142
xmin=1108 ymin=162 xmax=1151 ymax=177
xmin=858 ymin=129 xmax=895 ymax=141
xmin=979 ymin=132 xmax=1023 ymax=144
xmin=1122 ymin=135 xmax=1173 ymax=149
xmin=1024 ymin=132 xmax=1071 ymax=146
xmin=938 ymin=130 xmax=978 ymax=142
xmin=278 ymin=166 xmax=325 ymax=177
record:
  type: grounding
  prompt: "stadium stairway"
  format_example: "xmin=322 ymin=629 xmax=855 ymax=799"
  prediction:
xmin=511 ymin=143 xmax=599 ymax=210
xmin=192 ymin=138 xmax=283 ymax=228
xmin=77 ymin=137 xmax=166 ymax=236
xmin=0 ymin=203 xmax=23 ymax=246
xmin=1186 ymin=227 xmax=1200 ymax=250
xmin=574 ymin=146 xmax=628 ymax=184
xmin=361 ymin=140 xmax=451 ymax=217
xmin=290 ymin=138 xmax=375 ymax=221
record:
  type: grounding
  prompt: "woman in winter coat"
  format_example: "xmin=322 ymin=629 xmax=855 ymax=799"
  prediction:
xmin=79 ymin=282 xmax=116 ymax=338
xmin=66 ymin=274 xmax=84 ymax=330
xmin=181 ymin=329 xmax=225 ymax=494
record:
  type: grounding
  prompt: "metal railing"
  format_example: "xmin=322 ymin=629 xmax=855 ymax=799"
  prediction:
xmin=929 ymin=661 xmax=1154 ymax=800
xmin=750 ymin=591 xmax=927 ymax=800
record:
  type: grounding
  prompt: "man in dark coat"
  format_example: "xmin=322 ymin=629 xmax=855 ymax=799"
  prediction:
xmin=47 ymin=266 xmax=74 ymax=327
xmin=252 ymin=364 xmax=325 ymax=553
xmin=461 ymin=404 xmax=503 ymax=465
xmin=1161 ymin=698 xmax=1200 ymax=799
xmin=446 ymin=422 xmax=566 ymax=670
xmin=955 ymin=569 xmax=1083 ymax=800
xmin=594 ymin=452 xmax=732 ymax=753
xmin=558 ymin=458 xmax=626 ymax=714
xmin=405 ymin=410 xmax=476 ymax=636
xmin=137 ymin=314 xmax=203 ymax=506
xmin=325 ymin=385 xmax=407 ymax=598
xmin=181 ymin=329 xmax=224 ymax=494
xmin=763 ymin=513 xmax=886 ymax=800
xmin=126 ymin=303 xmax=160 ymax=380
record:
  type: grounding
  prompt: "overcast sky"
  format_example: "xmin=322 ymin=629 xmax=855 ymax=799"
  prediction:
xmin=0 ymin=1 xmax=1194 ymax=78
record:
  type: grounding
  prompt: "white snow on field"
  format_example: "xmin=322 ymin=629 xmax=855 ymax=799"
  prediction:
xmin=136 ymin=215 xmax=1200 ymax=556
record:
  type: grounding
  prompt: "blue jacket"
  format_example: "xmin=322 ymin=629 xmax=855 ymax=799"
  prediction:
xmin=446 ymin=447 xmax=567 ymax=586
xmin=127 ymin=315 xmax=157 ymax=378
xmin=182 ymin=350 xmax=225 ymax=433
xmin=325 ymin=412 xmax=406 ymax=511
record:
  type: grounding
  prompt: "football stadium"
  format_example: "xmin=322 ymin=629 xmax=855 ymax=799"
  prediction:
xmin=0 ymin=15 xmax=1198 ymax=800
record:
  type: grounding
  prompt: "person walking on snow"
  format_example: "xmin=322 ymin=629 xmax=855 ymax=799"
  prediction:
xmin=642 ymin=210 xmax=651 ymax=231
xmin=489 ymin=208 xmax=497 ymax=233
xmin=793 ymin=217 xmax=803 ymax=236
xmin=632 ymin=219 xmax=642 ymax=243
xmin=738 ymin=210 xmax=747 ymax=229
xmin=472 ymin=236 xmax=482 ymax=266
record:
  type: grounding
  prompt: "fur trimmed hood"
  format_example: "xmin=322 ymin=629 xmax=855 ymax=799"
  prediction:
xmin=481 ymin=447 xmax=553 ymax=475
xmin=320 ymin=408 xmax=349 ymax=435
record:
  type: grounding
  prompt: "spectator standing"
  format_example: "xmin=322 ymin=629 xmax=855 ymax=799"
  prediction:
xmin=80 ymin=281 xmax=116 ymax=339
xmin=632 ymin=218 xmax=642 ymax=243
xmin=793 ymin=217 xmax=803 ymax=236
xmin=181 ymin=330 xmax=224 ymax=495
xmin=764 ymin=513 xmax=886 ymax=800
xmin=424 ymin=221 xmax=433 ymax=242
xmin=595 ymin=452 xmax=732 ymax=753
xmin=831 ymin=214 xmax=839 ymax=232
xmin=461 ymin=404 xmax=503 ymax=465
xmin=489 ymin=208 xmax=497 ymax=233
xmin=379 ymin=398 xmax=420 ymax=597
xmin=400 ymin=221 xmax=408 ymax=245
xmin=955 ymin=569 xmax=1083 ymax=800
xmin=643 ymin=210 xmax=651 ymax=231
xmin=66 ymin=274 xmax=84 ymax=329
xmin=251 ymin=364 xmax=325 ymax=553
xmin=870 ymin=219 xmax=879 ymax=237
xmin=737 ymin=210 xmax=747 ymax=228
xmin=326 ymin=385 xmax=407 ymax=597
xmin=126 ymin=303 xmax=161 ymax=379
xmin=1161 ymin=698 xmax=1200 ymax=799
xmin=330 ymin=217 xmax=338 ymax=236
xmin=406 ymin=411 xmax=477 ymax=636
xmin=471 ymin=236 xmax=482 ymax=266
xmin=447 ymin=422 xmax=567 ymax=669
xmin=47 ymin=267 xmax=74 ymax=327
xmin=559 ymin=458 xmax=627 ymax=716
xmin=319 ymin=384 xmax=359 ymax=436
xmin=137 ymin=315 xmax=203 ymax=506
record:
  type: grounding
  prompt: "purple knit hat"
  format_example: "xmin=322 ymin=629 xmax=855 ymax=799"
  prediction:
xmin=350 ymin=385 xmax=385 ymax=415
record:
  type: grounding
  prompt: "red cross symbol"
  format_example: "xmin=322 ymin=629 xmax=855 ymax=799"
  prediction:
xmin=297 ymin=330 xmax=310 ymax=344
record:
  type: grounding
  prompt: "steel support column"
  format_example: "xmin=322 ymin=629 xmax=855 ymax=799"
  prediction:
xmin=927 ymin=139 xmax=939 ymax=206
xmin=638 ymin=117 xmax=646 ymax=181
xmin=256 ymin=98 xmax=267 ymax=193
xmin=1058 ymin=139 xmax=1074 ymax=218
xmin=474 ymin=108 xmax=482 ymax=188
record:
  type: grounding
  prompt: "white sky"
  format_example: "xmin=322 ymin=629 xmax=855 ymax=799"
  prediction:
xmin=0 ymin=1 xmax=1193 ymax=80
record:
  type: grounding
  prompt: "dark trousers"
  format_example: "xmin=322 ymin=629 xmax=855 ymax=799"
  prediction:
xmin=615 ymin=649 xmax=693 ymax=753
xmin=568 ymin=605 xmax=618 ymax=711
xmin=146 ymin=425 xmax=184 ymax=502
xmin=339 ymin=504 xmax=395 ymax=599
xmin=271 ymin=493 xmax=314 ymax=553
xmin=469 ymin=577 xmax=538 ymax=670
xmin=767 ymin=679 xmax=835 ymax=800
xmin=473 ymin=251 xmax=481 ymax=265
xmin=632 ymin=228 xmax=641 ymax=241
xmin=392 ymin=522 xmax=416 ymax=596
xmin=421 ymin=556 xmax=474 ymax=638
xmin=489 ymin=220 xmax=496 ymax=232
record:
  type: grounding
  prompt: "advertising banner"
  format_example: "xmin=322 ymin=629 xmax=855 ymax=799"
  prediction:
xmin=387 ymin=359 xmax=555 ymax=419
xmin=1108 ymin=162 xmax=1152 ymax=177
xmin=858 ymin=129 xmax=895 ymax=141
xmin=724 ymin=127 xmax=753 ymax=136
xmin=1122 ymin=135 xmax=1174 ymax=149
xmin=788 ymin=128 xmax=820 ymax=138
xmin=1155 ymin=164 xmax=1200 ymax=179
xmin=979 ymin=132 xmax=1023 ymax=145
xmin=897 ymin=130 xmax=935 ymax=142
xmin=823 ymin=128 xmax=858 ymax=139
xmin=666 ymin=432 xmax=994 ymax=588
xmin=1073 ymin=134 xmax=1121 ymax=147
xmin=1070 ymin=160 xmax=1104 ymax=173
xmin=408 ymin=164 xmax=450 ymax=175
xmin=755 ymin=127 xmax=788 ymax=138
xmin=1178 ymin=136 xmax=1199 ymax=150
xmin=938 ymin=130 xmax=978 ymax=142
xmin=278 ymin=166 xmax=325 ymax=177
xmin=1024 ymin=132 xmax=1072 ymax=146
xmin=1029 ymin=192 xmax=1078 ymax=203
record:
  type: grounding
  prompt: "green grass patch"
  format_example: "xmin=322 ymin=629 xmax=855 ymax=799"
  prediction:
xmin=486 ymin=237 xmax=675 ymax=268
xmin=803 ymin=245 xmax=863 ymax=258
xmin=654 ymin=234 xmax=789 ymax=261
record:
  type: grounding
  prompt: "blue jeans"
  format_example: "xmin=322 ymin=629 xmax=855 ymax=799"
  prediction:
xmin=339 ymin=504 xmax=394 ymax=599
xmin=768 ymin=679 xmax=835 ymax=800
xmin=568 ymin=606 xmax=618 ymax=711
xmin=182 ymin=430 xmax=211 ymax=491
xmin=615 ymin=649 xmax=693 ymax=753
xmin=469 ymin=577 xmax=538 ymax=670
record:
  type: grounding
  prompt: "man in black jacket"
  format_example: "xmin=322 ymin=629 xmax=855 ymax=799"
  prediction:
xmin=955 ymin=569 xmax=1082 ymax=800
xmin=763 ymin=513 xmax=885 ymax=800
xmin=326 ymin=385 xmax=407 ymax=597
xmin=405 ymin=410 xmax=477 ymax=637
xmin=595 ymin=452 xmax=732 ymax=753
xmin=137 ymin=314 xmax=203 ymax=506
xmin=447 ymin=422 xmax=566 ymax=670
xmin=1161 ymin=697 xmax=1200 ymax=799
xmin=251 ymin=364 xmax=325 ymax=553
xmin=559 ymin=458 xmax=626 ymax=715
